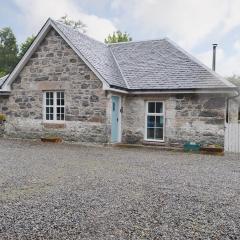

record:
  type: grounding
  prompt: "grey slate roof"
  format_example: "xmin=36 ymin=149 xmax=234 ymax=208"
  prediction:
xmin=54 ymin=21 xmax=127 ymax=89
xmin=2 ymin=19 xmax=235 ymax=92
xmin=54 ymin=20 xmax=235 ymax=90
xmin=109 ymin=40 xmax=235 ymax=90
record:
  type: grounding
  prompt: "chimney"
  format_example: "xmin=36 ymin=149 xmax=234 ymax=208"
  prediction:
xmin=212 ymin=43 xmax=218 ymax=71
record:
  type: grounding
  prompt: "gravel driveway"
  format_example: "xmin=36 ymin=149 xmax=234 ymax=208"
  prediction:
xmin=0 ymin=139 xmax=240 ymax=239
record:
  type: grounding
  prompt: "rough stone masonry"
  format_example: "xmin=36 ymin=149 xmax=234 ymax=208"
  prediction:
xmin=121 ymin=94 xmax=226 ymax=146
xmin=0 ymin=27 xmax=227 ymax=146
xmin=0 ymin=29 xmax=110 ymax=143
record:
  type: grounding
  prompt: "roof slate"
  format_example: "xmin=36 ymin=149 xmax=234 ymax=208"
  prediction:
xmin=1 ymin=19 xmax=235 ymax=92
xmin=54 ymin=21 xmax=127 ymax=89
xmin=54 ymin=20 xmax=235 ymax=90
xmin=109 ymin=39 xmax=235 ymax=90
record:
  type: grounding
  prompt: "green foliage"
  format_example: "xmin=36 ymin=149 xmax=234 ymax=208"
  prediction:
xmin=0 ymin=70 xmax=7 ymax=78
xmin=104 ymin=31 xmax=132 ymax=44
xmin=0 ymin=27 xmax=18 ymax=75
xmin=59 ymin=15 xmax=87 ymax=33
xmin=227 ymin=75 xmax=240 ymax=87
xmin=18 ymin=35 xmax=35 ymax=60
xmin=0 ymin=114 xmax=6 ymax=122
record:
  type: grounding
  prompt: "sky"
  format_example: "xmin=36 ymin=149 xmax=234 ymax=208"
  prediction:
xmin=0 ymin=0 xmax=240 ymax=77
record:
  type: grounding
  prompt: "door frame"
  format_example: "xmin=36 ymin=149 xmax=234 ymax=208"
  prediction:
xmin=111 ymin=95 xmax=122 ymax=143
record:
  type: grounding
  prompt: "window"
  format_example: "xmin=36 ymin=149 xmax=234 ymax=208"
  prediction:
xmin=146 ymin=102 xmax=164 ymax=141
xmin=44 ymin=91 xmax=65 ymax=122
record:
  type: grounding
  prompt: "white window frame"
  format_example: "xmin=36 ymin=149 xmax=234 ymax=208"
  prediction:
xmin=43 ymin=91 xmax=65 ymax=123
xmin=145 ymin=101 xmax=165 ymax=142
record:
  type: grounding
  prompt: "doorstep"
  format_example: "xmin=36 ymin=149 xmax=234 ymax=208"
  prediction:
xmin=112 ymin=142 xmax=183 ymax=152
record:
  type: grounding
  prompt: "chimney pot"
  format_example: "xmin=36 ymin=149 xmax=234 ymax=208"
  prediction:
xmin=212 ymin=43 xmax=218 ymax=71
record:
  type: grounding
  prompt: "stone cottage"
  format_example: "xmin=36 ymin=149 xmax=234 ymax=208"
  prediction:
xmin=0 ymin=18 xmax=237 ymax=147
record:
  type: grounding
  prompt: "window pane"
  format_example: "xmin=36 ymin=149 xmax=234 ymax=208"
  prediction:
xmin=148 ymin=102 xmax=155 ymax=113
xmin=147 ymin=116 xmax=155 ymax=128
xmin=155 ymin=128 xmax=163 ymax=140
xmin=156 ymin=102 xmax=163 ymax=113
xmin=44 ymin=91 xmax=65 ymax=121
xmin=147 ymin=128 xmax=154 ymax=139
xmin=156 ymin=116 xmax=164 ymax=128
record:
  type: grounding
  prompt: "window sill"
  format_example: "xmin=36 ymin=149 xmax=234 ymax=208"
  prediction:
xmin=42 ymin=122 xmax=66 ymax=129
xmin=143 ymin=139 xmax=165 ymax=144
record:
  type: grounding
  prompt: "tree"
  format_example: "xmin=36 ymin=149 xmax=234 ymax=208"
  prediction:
xmin=227 ymin=75 xmax=240 ymax=87
xmin=18 ymin=35 xmax=35 ymax=60
xmin=58 ymin=15 xmax=87 ymax=33
xmin=0 ymin=27 xmax=18 ymax=75
xmin=104 ymin=31 xmax=132 ymax=44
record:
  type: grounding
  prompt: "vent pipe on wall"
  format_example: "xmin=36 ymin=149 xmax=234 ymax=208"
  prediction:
xmin=212 ymin=43 xmax=218 ymax=71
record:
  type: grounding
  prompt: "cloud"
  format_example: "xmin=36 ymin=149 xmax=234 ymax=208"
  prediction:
xmin=110 ymin=0 xmax=240 ymax=49
xmin=222 ymin=0 xmax=240 ymax=34
xmin=197 ymin=48 xmax=240 ymax=77
xmin=234 ymin=40 xmax=240 ymax=51
xmin=196 ymin=48 xmax=224 ymax=69
xmin=12 ymin=0 xmax=116 ymax=42
xmin=218 ymin=54 xmax=240 ymax=76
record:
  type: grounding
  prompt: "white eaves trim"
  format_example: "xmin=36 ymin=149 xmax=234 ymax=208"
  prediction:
xmin=2 ymin=18 xmax=110 ymax=91
xmin=103 ymin=86 xmax=236 ymax=95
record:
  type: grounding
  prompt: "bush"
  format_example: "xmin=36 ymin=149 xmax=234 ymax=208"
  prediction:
xmin=0 ymin=114 xmax=6 ymax=122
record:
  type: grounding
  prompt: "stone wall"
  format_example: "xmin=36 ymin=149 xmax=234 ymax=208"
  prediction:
xmin=0 ymin=28 xmax=109 ymax=143
xmin=121 ymin=94 xmax=226 ymax=146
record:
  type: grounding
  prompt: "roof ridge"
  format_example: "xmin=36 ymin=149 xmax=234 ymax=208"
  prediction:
xmin=107 ymin=38 xmax=165 ymax=46
xmin=108 ymin=46 xmax=130 ymax=89
xmin=164 ymin=37 xmax=236 ymax=88
xmin=53 ymin=19 xmax=107 ymax=46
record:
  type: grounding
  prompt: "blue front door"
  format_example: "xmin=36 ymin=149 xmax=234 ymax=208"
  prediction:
xmin=111 ymin=96 xmax=120 ymax=142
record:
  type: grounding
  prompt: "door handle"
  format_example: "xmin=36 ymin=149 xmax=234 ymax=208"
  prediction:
xmin=117 ymin=118 xmax=118 ymax=122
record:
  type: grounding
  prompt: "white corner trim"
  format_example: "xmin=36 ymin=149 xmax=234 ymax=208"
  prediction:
xmin=104 ymin=86 xmax=128 ymax=94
